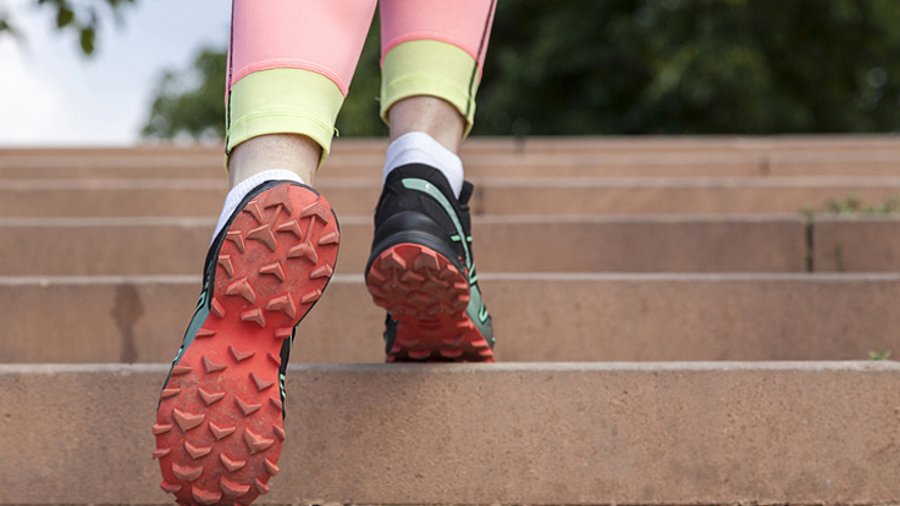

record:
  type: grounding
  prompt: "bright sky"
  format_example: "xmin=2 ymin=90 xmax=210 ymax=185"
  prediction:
xmin=0 ymin=0 xmax=230 ymax=146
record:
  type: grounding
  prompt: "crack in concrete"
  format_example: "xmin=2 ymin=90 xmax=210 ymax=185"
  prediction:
xmin=112 ymin=284 xmax=144 ymax=364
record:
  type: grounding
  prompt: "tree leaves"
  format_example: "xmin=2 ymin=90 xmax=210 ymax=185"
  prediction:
xmin=0 ymin=19 xmax=15 ymax=36
xmin=1 ymin=0 xmax=134 ymax=56
xmin=142 ymin=49 xmax=227 ymax=140
xmin=55 ymin=6 xmax=73 ymax=28
xmin=142 ymin=0 xmax=900 ymax=139
xmin=79 ymin=27 xmax=95 ymax=55
xmin=474 ymin=0 xmax=900 ymax=135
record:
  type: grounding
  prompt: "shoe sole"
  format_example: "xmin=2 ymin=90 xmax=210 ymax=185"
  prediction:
xmin=153 ymin=183 xmax=339 ymax=505
xmin=365 ymin=242 xmax=494 ymax=363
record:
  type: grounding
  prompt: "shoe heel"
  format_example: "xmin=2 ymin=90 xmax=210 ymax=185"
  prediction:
xmin=366 ymin=242 xmax=494 ymax=362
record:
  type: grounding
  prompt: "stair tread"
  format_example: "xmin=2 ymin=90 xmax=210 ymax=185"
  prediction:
xmin=1 ymin=362 xmax=897 ymax=504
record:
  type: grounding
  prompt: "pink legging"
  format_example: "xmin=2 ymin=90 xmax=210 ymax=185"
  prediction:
xmin=229 ymin=0 xmax=496 ymax=96
xmin=225 ymin=1 xmax=496 ymax=159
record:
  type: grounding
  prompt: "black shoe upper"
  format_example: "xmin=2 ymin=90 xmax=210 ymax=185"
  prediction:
xmin=367 ymin=163 xmax=495 ymax=353
xmin=369 ymin=163 xmax=475 ymax=273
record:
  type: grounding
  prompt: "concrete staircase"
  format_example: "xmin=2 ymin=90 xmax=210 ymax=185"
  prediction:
xmin=1 ymin=138 xmax=899 ymax=505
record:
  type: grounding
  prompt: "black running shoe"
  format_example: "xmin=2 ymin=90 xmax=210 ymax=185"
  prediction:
xmin=364 ymin=163 xmax=495 ymax=362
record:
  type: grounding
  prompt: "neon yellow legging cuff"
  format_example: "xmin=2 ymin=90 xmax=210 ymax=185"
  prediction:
xmin=225 ymin=68 xmax=344 ymax=168
xmin=381 ymin=40 xmax=482 ymax=137
xmin=226 ymin=39 xmax=482 ymax=170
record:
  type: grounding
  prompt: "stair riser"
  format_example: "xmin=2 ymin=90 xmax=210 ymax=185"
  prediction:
xmin=7 ymin=182 xmax=900 ymax=217
xmin=0 ymin=153 xmax=762 ymax=179
xmin=0 ymin=219 xmax=807 ymax=275
xmin=8 ymin=158 xmax=900 ymax=179
xmin=814 ymin=218 xmax=900 ymax=272
xmin=5 ymin=149 xmax=900 ymax=178
xmin=8 ymin=135 xmax=900 ymax=159
xmin=3 ymin=276 xmax=899 ymax=363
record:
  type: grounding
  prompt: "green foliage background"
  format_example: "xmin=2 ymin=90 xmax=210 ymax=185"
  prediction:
xmin=141 ymin=0 xmax=900 ymax=139
xmin=1 ymin=0 xmax=137 ymax=55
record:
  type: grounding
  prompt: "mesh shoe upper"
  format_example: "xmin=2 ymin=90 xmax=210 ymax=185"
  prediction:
xmin=367 ymin=163 xmax=495 ymax=355
xmin=371 ymin=163 xmax=476 ymax=272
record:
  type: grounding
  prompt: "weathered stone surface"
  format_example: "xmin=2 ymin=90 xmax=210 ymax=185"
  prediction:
xmin=5 ymin=136 xmax=900 ymax=179
xmin=0 ymin=215 xmax=807 ymax=275
xmin=3 ymin=274 xmax=900 ymax=363
xmin=1 ymin=362 xmax=897 ymax=505
xmin=814 ymin=217 xmax=900 ymax=272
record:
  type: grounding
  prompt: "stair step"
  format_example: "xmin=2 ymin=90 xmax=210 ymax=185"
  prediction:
xmin=0 ymin=215 xmax=808 ymax=275
xmin=5 ymin=139 xmax=900 ymax=179
xmin=8 ymin=215 xmax=892 ymax=276
xmin=1 ymin=362 xmax=896 ymax=505
xmin=7 ymin=176 xmax=900 ymax=217
xmin=3 ymin=274 xmax=899 ymax=363
xmin=6 ymin=135 xmax=900 ymax=160
xmin=814 ymin=216 xmax=900 ymax=271
xmin=0 ymin=150 xmax=761 ymax=179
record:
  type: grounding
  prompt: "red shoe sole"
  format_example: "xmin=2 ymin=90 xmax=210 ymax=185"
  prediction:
xmin=153 ymin=183 xmax=339 ymax=505
xmin=365 ymin=243 xmax=494 ymax=363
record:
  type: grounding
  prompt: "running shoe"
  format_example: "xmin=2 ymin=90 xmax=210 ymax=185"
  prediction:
xmin=152 ymin=180 xmax=340 ymax=505
xmin=365 ymin=163 xmax=495 ymax=362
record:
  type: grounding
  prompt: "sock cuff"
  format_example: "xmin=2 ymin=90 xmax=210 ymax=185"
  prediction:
xmin=383 ymin=132 xmax=464 ymax=197
xmin=224 ymin=169 xmax=305 ymax=210
xmin=214 ymin=169 xmax=305 ymax=244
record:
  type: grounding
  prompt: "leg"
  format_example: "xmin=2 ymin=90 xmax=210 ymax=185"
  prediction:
xmin=365 ymin=0 xmax=498 ymax=362
xmin=229 ymin=133 xmax=320 ymax=188
xmin=380 ymin=0 xmax=496 ymax=144
xmin=154 ymin=1 xmax=375 ymax=504
xmin=225 ymin=0 xmax=377 ymax=187
xmin=214 ymin=0 xmax=378 ymax=242
xmin=388 ymin=96 xmax=465 ymax=153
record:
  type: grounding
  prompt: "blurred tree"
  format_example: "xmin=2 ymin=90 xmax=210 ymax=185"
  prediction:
xmin=142 ymin=48 xmax=227 ymax=140
xmin=141 ymin=0 xmax=900 ymax=139
xmin=140 ymin=17 xmax=384 ymax=141
xmin=0 ymin=0 xmax=136 ymax=55
xmin=477 ymin=0 xmax=900 ymax=135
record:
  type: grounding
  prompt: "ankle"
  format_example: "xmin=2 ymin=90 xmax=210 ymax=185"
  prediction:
xmin=228 ymin=134 xmax=320 ymax=188
xmin=388 ymin=96 xmax=465 ymax=154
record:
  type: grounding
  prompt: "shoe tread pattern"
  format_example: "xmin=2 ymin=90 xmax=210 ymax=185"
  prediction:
xmin=154 ymin=183 xmax=339 ymax=505
xmin=366 ymin=242 xmax=494 ymax=363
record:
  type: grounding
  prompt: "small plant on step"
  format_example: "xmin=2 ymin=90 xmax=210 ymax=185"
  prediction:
xmin=800 ymin=206 xmax=816 ymax=220
xmin=821 ymin=193 xmax=900 ymax=215
xmin=869 ymin=349 xmax=893 ymax=361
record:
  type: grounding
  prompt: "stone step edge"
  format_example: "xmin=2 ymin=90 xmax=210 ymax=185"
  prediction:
xmin=6 ymin=214 xmax=899 ymax=227
xmin=12 ymin=175 xmax=900 ymax=187
xmin=6 ymin=272 xmax=900 ymax=285
xmin=3 ymin=360 xmax=896 ymax=373
xmin=0 ymin=213 xmax=810 ymax=227
xmin=8 ymin=213 xmax=900 ymax=227
xmin=6 ymin=134 xmax=900 ymax=151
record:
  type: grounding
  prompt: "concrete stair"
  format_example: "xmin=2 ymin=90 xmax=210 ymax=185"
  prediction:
xmin=2 ymin=137 xmax=900 ymax=505
xmin=2 ymin=362 xmax=898 ymax=505
xmin=6 ymin=136 xmax=900 ymax=178
xmin=0 ymin=215 xmax=812 ymax=275
xmin=10 ymin=214 xmax=900 ymax=275
xmin=6 ymin=273 xmax=900 ymax=363
xmin=10 ymin=176 xmax=900 ymax=216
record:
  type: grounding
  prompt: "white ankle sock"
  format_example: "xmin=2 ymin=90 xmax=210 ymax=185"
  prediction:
xmin=212 ymin=169 xmax=305 ymax=243
xmin=383 ymin=132 xmax=464 ymax=198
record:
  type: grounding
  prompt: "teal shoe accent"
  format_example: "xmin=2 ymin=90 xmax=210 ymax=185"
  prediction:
xmin=400 ymin=176 xmax=493 ymax=345
xmin=401 ymin=178 xmax=473 ymax=270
